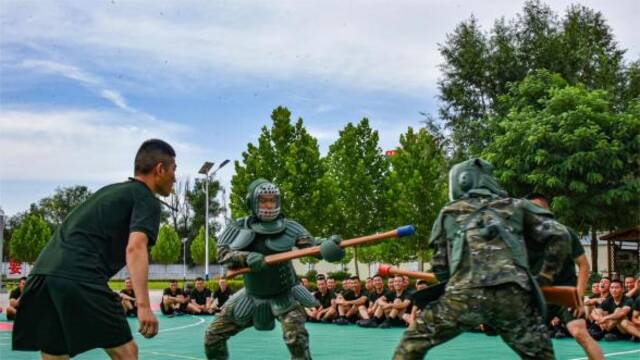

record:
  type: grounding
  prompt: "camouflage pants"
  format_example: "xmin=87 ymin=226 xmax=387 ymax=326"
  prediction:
xmin=204 ymin=304 xmax=311 ymax=360
xmin=393 ymin=283 xmax=554 ymax=360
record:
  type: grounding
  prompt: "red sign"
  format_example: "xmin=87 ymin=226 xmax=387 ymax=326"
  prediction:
xmin=9 ymin=260 xmax=22 ymax=275
xmin=385 ymin=150 xmax=397 ymax=157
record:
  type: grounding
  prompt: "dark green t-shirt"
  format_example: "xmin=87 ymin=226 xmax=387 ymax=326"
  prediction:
xmin=190 ymin=288 xmax=212 ymax=305
xmin=599 ymin=296 xmax=634 ymax=319
xmin=31 ymin=180 xmax=161 ymax=283
xmin=368 ymin=288 xmax=393 ymax=303
xmin=528 ymin=227 xmax=583 ymax=286
xmin=314 ymin=289 xmax=335 ymax=308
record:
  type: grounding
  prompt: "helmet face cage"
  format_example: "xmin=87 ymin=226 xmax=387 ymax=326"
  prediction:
xmin=254 ymin=183 xmax=281 ymax=221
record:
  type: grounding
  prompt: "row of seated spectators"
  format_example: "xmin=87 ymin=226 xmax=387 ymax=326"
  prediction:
xmin=302 ymin=274 xmax=427 ymax=328
xmin=116 ymin=277 xmax=234 ymax=318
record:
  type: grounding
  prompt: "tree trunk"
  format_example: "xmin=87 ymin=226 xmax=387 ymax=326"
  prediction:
xmin=417 ymin=254 xmax=424 ymax=272
xmin=590 ymin=227 xmax=598 ymax=273
xmin=354 ymin=247 xmax=360 ymax=278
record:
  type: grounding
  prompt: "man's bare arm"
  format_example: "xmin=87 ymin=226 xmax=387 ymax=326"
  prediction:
xmin=127 ymin=231 xmax=158 ymax=338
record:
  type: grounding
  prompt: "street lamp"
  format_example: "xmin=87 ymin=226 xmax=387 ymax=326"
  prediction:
xmin=198 ymin=159 xmax=230 ymax=280
xmin=0 ymin=208 xmax=5 ymax=293
xmin=182 ymin=237 xmax=188 ymax=281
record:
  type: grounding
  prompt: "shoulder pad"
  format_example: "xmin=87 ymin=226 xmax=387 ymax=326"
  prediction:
xmin=284 ymin=219 xmax=311 ymax=239
xmin=218 ymin=217 xmax=255 ymax=250
xmin=520 ymin=199 xmax=554 ymax=217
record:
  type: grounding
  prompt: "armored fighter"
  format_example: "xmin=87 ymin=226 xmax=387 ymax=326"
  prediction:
xmin=204 ymin=179 xmax=345 ymax=360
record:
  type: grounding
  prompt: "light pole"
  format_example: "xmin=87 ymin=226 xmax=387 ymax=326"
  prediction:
xmin=198 ymin=159 xmax=230 ymax=281
xmin=182 ymin=237 xmax=188 ymax=281
xmin=0 ymin=208 xmax=5 ymax=293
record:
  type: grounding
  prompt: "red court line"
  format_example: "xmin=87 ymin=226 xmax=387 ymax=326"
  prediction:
xmin=0 ymin=322 xmax=13 ymax=331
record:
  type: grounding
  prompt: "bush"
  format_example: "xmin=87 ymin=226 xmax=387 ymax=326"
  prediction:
xmin=327 ymin=270 xmax=351 ymax=281
xmin=304 ymin=270 xmax=318 ymax=282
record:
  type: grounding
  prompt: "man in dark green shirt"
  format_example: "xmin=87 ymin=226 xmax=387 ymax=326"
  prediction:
xmin=526 ymin=193 xmax=604 ymax=359
xmin=13 ymin=139 xmax=176 ymax=359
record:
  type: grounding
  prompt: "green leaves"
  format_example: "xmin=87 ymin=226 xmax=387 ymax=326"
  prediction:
xmin=190 ymin=226 xmax=217 ymax=266
xmin=10 ymin=213 xmax=52 ymax=263
xmin=484 ymin=71 xmax=640 ymax=231
xmin=151 ymin=225 xmax=182 ymax=265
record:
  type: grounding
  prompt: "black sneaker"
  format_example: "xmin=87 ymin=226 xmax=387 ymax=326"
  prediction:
xmin=604 ymin=333 xmax=619 ymax=341
xmin=357 ymin=319 xmax=376 ymax=328
xmin=379 ymin=319 xmax=392 ymax=329
xmin=334 ymin=317 xmax=349 ymax=325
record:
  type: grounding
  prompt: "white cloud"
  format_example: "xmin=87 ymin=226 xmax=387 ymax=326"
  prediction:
xmin=20 ymin=59 xmax=140 ymax=114
xmin=0 ymin=107 xmax=202 ymax=182
xmin=3 ymin=1 xmax=635 ymax=96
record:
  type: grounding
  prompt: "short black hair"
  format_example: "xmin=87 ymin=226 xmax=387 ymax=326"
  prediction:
xmin=373 ymin=274 xmax=382 ymax=280
xmin=170 ymin=280 xmax=178 ymax=284
xmin=316 ymin=274 xmax=326 ymax=280
xmin=610 ymin=279 xmax=623 ymax=286
xmin=195 ymin=277 xmax=205 ymax=282
xmin=19 ymin=276 xmax=27 ymax=281
xmin=326 ymin=276 xmax=335 ymax=281
xmin=134 ymin=139 xmax=176 ymax=175
xmin=416 ymin=279 xmax=426 ymax=286
xmin=349 ymin=275 xmax=360 ymax=281
xmin=525 ymin=192 xmax=548 ymax=202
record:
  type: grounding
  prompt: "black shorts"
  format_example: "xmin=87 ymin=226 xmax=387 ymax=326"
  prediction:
xmin=547 ymin=305 xmax=576 ymax=325
xmin=12 ymin=275 xmax=132 ymax=357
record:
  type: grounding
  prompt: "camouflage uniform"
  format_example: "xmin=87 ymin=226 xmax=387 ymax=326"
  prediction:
xmin=393 ymin=159 xmax=570 ymax=360
xmin=204 ymin=179 xmax=344 ymax=360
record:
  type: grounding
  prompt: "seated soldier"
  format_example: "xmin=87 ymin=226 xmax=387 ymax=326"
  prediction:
xmin=379 ymin=275 xmax=412 ymax=328
xmin=625 ymin=276 xmax=640 ymax=301
xmin=402 ymin=279 xmax=428 ymax=326
xmin=365 ymin=277 xmax=374 ymax=294
xmin=161 ymin=280 xmax=189 ymax=317
xmin=359 ymin=275 xmax=393 ymax=328
xmin=327 ymin=276 xmax=337 ymax=293
xmin=305 ymin=275 xmax=337 ymax=322
xmin=591 ymin=280 xmax=634 ymax=340
xmin=6 ymin=277 xmax=27 ymax=321
xmin=335 ymin=277 xmax=369 ymax=325
xmin=619 ymin=295 xmax=640 ymax=341
xmin=212 ymin=278 xmax=233 ymax=313
xmin=187 ymin=277 xmax=215 ymax=315
xmin=118 ymin=277 xmax=137 ymax=317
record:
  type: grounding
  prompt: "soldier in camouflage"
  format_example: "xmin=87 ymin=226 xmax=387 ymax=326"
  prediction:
xmin=204 ymin=179 xmax=345 ymax=360
xmin=392 ymin=159 xmax=571 ymax=360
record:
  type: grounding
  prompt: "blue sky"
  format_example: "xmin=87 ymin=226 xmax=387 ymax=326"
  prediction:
xmin=0 ymin=0 xmax=638 ymax=216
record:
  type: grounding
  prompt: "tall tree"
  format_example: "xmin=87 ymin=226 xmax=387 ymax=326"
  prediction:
xmin=190 ymin=226 xmax=217 ymax=266
xmin=10 ymin=213 xmax=52 ymax=263
xmin=38 ymin=185 xmax=93 ymax=226
xmin=151 ymin=225 xmax=182 ymax=265
xmin=188 ymin=177 xmax=222 ymax=238
xmin=325 ymin=119 xmax=389 ymax=277
xmin=438 ymin=0 xmax=631 ymax=158
xmin=484 ymin=71 xmax=640 ymax=271
xmin=230 ymin=107 xmax=330 ymax=235
xmin=384 ymin=127 xmax=449 ymax=270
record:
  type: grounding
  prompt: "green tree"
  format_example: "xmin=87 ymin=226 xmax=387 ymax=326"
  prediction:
xmin=384 ymin=127 xmax=449 ymax=270
xmin=484 ymin=71 xmax=640 ymax=271
xmin=438 ymin=0 xmax=632 ymax=158
xmin=38 ymin=185 xmax=93 ymax=226
xmin=9 ymin=213 xmax=52 ymax=263
xmin=325 ymin=119 xmax=389 ymax=277
xmin=188 ymin=177 xmax=222 ymax=238
xmin=190 ymin=226 xmax=217 ymax=266
xmin=151 ymin=225 xmax=182 ymax=264
xmin=230 ymin=106 xmax=330 ymax=235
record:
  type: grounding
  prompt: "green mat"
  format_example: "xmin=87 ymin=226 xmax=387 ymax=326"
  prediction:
xmin=1 ymin=314 xmax=639 ymax=359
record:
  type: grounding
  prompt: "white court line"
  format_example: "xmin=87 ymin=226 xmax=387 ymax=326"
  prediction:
xmin=569 ymin=349 xmax=640 ymax=360
xmin=133 ymin=315 xmax=206 ymax=338
xmin=140 ymin=350 xmax=203 ymax=359
xmin=158 ymin=315 xmax=206 ymax=333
